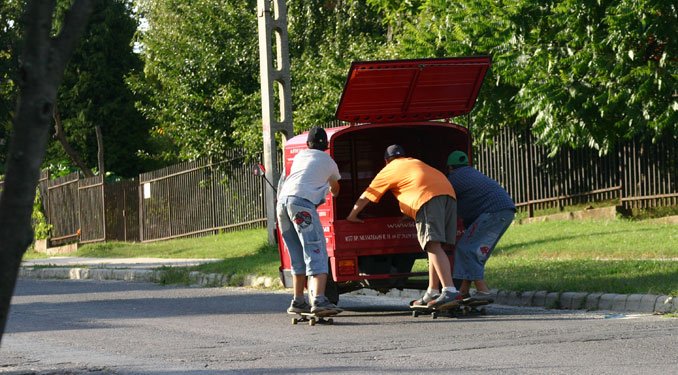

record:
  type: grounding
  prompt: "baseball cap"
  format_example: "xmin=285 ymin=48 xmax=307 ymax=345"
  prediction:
xmin=384 ymin=144 xmax=406 ymax=159
xmin=447 ymin=151 xmax=469 ymax=167
xmin=307 ymin=127 xmax=328 ymax=150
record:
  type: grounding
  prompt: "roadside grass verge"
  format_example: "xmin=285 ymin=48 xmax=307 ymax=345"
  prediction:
xmin=411 ymin=219 xmax=677 ymax=296
xmin=496 ymin=219 xmax=678 ymax=259
xmin=22 ymin=219 xmax=678 ymax=295
xmin=485 ymin=258 xmax=678 ymax=296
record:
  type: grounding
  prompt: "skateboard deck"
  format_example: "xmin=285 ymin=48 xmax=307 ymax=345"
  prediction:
xmin=411 ymin=301 xmax=490 ymax=319
xmin=289 ymin=310 xmax=338 ymax=326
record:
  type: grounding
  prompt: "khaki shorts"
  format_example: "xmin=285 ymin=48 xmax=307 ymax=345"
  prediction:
xmin=414 ymin=195 xmax=457 ymax=250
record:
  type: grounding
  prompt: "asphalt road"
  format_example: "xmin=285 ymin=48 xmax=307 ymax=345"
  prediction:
xmin=1 ymin=279 xmax=676 ymax=374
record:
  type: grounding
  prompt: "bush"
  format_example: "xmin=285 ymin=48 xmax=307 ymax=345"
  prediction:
xmin=32 ymin=189 xmax=52 ymax=240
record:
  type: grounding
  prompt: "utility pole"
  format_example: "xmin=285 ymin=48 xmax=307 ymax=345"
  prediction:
xmin=257 ymin=0 xmax=294 ymax=244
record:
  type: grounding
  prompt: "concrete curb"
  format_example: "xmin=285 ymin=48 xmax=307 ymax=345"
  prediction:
xmin=19 ymin=266 xmax=677 ymax=314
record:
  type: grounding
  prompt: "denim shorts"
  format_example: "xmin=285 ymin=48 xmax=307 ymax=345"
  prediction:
xmin=452 ymin=209 xmax=515 ymax=280
xmin=276 ymin=196 xmax=328 ymax=276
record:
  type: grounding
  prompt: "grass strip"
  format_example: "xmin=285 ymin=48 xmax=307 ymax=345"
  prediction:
xmin=486 ymin=258 xmax=678 ymax=296
xmin=22 ymin=220 xmax=677 ymax=296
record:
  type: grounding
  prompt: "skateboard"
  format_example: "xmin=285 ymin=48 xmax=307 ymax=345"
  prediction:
xmin=411 ymin=300 xmax=490 ymax=319
xmin=289 ymin=310 xmax=338 ymax=326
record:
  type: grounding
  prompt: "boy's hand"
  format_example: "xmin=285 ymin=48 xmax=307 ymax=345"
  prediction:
xmin=346 ymin=213 xmax=364 ymax=223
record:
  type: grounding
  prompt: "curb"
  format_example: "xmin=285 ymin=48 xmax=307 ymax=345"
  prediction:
xmin=19 ymin=267 xmax=677 ymax=315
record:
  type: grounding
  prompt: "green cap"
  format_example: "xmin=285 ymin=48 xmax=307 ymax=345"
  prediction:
xmin=447 ymin=151 xmax=469 ymax=166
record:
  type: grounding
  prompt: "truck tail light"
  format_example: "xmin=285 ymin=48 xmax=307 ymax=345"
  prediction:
xmin=337 ymin=259 xmax=356 ymax=276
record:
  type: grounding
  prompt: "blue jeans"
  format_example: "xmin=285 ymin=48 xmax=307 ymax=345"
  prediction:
xmin=276 ymin=196 xmax=328 ymax=276
xmin=453 ymin=209 xmax=515 ymax=280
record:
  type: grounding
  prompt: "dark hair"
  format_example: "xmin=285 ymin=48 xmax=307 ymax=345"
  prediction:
xmin=307 ymin=127 xmax=328 ymax=151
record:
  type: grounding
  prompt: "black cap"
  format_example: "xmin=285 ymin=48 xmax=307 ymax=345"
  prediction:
xmin=307 ymin=127 xmax=328 ymax=151
xmin=384 ymin=144 xmax=406 ymax=159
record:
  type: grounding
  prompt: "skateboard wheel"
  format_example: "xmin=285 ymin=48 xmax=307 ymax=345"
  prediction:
xmin=292 ymin=318 xmax=299 ymax=325
xmin=431 ymin=312 xmax=438 ymax=319
xmin=412 ymin=311 xmax=419 ymax=318
xmin=327 ymin=318 xmax=334 ymax=325
xmin=309 ymin=318 xmax=316 ymax=326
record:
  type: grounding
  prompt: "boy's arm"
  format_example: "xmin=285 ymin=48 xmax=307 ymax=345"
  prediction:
xmin=346 ymin=195 xmax=370 ymax=223
xmin=329 ymin=178 xmax=340 ymax=197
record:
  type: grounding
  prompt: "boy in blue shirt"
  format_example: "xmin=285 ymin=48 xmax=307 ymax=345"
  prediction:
xmin=446 ymin=151 xmax=515 ymax=303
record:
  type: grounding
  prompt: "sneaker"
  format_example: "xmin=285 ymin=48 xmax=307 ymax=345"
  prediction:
xmin=287 ymin=299 xmax=311 ymax=314
xmin=464 ymin=291 xmax=494 ymax=306
xmin=311 ymin=297 xmax=341 ymax=315
xmin=410 ymin=292 xmax=440 ymax=308
xmin=427 ymin=290 xmax=463 ymax=309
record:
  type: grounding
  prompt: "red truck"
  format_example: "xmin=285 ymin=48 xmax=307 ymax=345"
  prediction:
xmin=277 ymin=56 xmax=491 ymax=303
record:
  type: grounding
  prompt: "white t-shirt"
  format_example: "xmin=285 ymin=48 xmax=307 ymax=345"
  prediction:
xmin=278 ymin=149 xmax=341 ymax=205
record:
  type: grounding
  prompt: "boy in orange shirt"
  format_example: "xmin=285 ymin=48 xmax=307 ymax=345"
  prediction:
xmin=346 ymin=144 xmax=462 ymax=308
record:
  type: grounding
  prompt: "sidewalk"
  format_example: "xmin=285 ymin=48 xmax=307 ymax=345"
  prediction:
xmin=19 ymin=257 xmax=676 ymax=315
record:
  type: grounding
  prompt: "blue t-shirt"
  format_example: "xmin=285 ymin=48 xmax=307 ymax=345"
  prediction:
xmin=447 ymin=166 xmax=515 ymax=227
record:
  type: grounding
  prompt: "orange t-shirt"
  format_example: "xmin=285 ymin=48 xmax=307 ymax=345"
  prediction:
xmin=361 ymin=157 xmax=456 ymax=218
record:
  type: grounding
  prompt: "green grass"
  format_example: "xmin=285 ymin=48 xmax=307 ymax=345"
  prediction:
xmin=23 ymin=220 xmax=678 ymax=296
xmin=75 ymin=229 xmax=270 ymax=259
xmin=485 ymin=259 xmax=677 ymax=295
xmin=412 ymin=219 xmax=678 ymax=296
xmin=496 ymin=219 xmax=678 ymax=259
xmin=77 ymin=228 xmax=282 ymax=283
xmin=483 ymin=219 xmax=678 ymax=295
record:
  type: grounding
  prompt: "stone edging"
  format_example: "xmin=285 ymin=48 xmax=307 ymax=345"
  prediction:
xmin=19 ymin=267 xmax=676 ymax=314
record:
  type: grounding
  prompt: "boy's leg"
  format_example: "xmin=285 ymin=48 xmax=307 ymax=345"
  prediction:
xmin=411 ymin=263 xmax=441 ymax=307
xmin=309 ymin=273 xmax=327 ymax=297
xmin=284 ymin=198 xmax=340 ymax=313
xmin=425 ymin=241 xmax=454 ymax=288
xmin=427 ymin=261 xmax=440 ymax=291
xmin=456 ymin=210 xmax=515 ymax=297
xmin=459 ymin=280 xmax=472 ymax=296
xmin=277 ymin=198 xmax=307 ymax=305
xmin=292 ymin=274 xmax=307 ymax=299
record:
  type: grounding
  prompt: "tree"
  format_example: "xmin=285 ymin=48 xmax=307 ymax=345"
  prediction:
xmin=0 ymin=0 xmax=24 ymax=175
xmin=0 ymin=0 xmax=93 ymax=345
xmin=517 ymin=0 xmax=677 ymax=152
xmin=130 ymin=0 xmax=263 ymax=160
xmin=131 ymin=0 xmax=388 ymax=158
xmin=370 ymin=0 xmax=677 ymax=153
xmin=287 ymin=0 xmax=387 ymax=133
xmin=45 ymin=0 xmax=156 ymax=178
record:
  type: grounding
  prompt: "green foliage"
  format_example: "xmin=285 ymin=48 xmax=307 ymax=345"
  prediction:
xmin=45 ymin=0 xmax=157 ymax=178
xmin=371 ymin=0 xmax=677 ymax=154
xmin=288 ymin=1 xmax=387 ymax=133
xmin=0 ymin=0 xmax=23 ymax=175
xmin=6 ymin=0 xmax=673 ymax=170
xmin=32 ymin=189 xmax=53 ymax=240
xmin=157 ymin=266 xmax=190 ymax=285
xmin=130 ymin=0 xmax=387 ymax=158
xmin=130 ymin=0 xmax=262 ymax=160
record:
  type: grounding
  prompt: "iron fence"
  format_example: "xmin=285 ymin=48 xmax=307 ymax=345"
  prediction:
xmin=138 ymin=154 xmax=266 ymax=242
xmin=2 ymin=128 xmax=675 ymax=246
xmin=475 ymin=128 xmax=677 ymax=216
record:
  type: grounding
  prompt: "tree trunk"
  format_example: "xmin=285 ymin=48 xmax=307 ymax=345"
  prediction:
xmin=95 ymin=124 xmax=105 ymax=176
xmin=0 ymin=0 xmax=93 ymax=345
xmin=53 ymin=105 xmax=95 ymax=178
